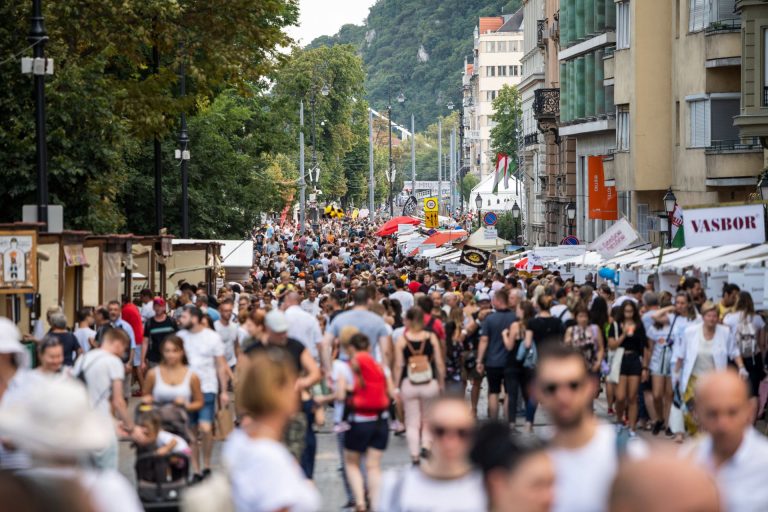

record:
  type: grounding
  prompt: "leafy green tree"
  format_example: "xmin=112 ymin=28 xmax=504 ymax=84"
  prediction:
xmin=490 ymin=84 xmax=522 ymax=168
xmin=495 ymin=211 xmax=522 ymax=244
xmin=461 ymin=174 xmax=480 ymax=204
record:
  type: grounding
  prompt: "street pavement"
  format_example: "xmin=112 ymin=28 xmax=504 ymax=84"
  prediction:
xmin=119 ymin=381 xmax=614 ymax=511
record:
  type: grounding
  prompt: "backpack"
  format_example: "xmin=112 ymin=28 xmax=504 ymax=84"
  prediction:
xmin=405 ymin=336 xmax=434 ymax=384
xmin=349 ymin=352 xmax=389 ymax=415
xmin=735 ymin=316 xmax=758 ymax=358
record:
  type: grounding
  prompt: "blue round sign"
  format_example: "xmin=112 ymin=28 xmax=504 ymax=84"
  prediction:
xmin=561 ymin=235 xmax=580 ymax=246
xmin=483 ymin=212 xmax=497 ymax=226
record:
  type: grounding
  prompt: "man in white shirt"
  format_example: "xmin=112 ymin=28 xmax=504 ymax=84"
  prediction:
xmin=613 ymin=284 xmax=645 ymax=309
xmin=213 ymin=298 xmax=238 ymax=370
xmin=537 ymin=345 xmax=644 ymax=512
xmin=300 ymin=288 xmax=322 ymax=317
xmin=139 ymin=288 xmax=155 ymax=322
xmin=689 ymin=371 xmax=768 ymax=512
xmin=178 ymin=305 xmax=230 ymax=480
xmin=283 ymin=291 xmax=325 ymax=365
xmin=389 ymin=277 xmax=414 ymax=312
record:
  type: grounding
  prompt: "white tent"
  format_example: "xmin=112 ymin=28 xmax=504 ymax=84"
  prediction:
xmin=701 ymin=244 xmax=768 ymax=271
xmin=465 ymin=227 xmax=510 ymax=251
xmin=658 ymin=244 xmax=750 ymax=272
xmin=470 ymin=173 xmax=523 ymax=213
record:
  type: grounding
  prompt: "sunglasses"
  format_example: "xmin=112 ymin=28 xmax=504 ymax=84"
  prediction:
xmin=430 ymin=425 xmax=473 ymax=440
xmin=540 ymin=378 xmax=585 ymax=396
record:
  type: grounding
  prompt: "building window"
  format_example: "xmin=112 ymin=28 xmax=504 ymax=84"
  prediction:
xmin=497 ymin=41 xmax=507 ymax=52
xmin=689 ymin=0 xmax=706 ymax=32
xmin=616 ymin=106 xmax=630 ymax=151
xmin=486 ymin=66 xmax=495 ymax=77
xmin=509 ymin=65 xmax=519 ymax=76
xmin=511 ymin=40 xmax=520 ymax=52
xmin=617 ymin=1 xmax=631 ymax=49
xmin=637 ymin=203 xmax=649 ymax=241
xmin=675 ymin=101 xmax=680 ymax=146
xmin=688 ymin=98 xmax=710 ymax=147
xmin=764 ymin=28 xmax=768 ymax=106
xmin=498 ymin=65 xmax=507 ymax=76
xmin=486 ymin=41 xmax=495 ymax=53
xmin=708 ymin=0 xmax=738 ymax=23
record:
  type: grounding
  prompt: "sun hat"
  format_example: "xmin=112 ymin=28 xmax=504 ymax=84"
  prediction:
xmin=0 ymin=376 xmax=114 ymax=458
xmin=0 ymin=317 xmax=29 ymax=368
xmin=265 ymin=310 xmax=289 ymax=333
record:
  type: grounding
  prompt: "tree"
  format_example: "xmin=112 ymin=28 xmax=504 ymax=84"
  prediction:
xmin=495 ymin=211 xmax=522 ymax=245
xmin=461 ymin=174 xmax=480 ymax=204
xmin=490 ymin=84 xmax=522 ymax=169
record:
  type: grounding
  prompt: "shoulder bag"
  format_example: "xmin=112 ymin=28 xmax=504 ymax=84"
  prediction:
xmin=406 ymin=336 xmax=434 ymax=384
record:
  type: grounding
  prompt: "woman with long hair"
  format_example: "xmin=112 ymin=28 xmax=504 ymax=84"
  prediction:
xmin=444 ymin=306 xmax=466 ymax=393
xmin=722 ymin=291 xmax=764 ymax=418
xmin=674 ymin=301 xmax=747 ymax=439
xmin=502 ymin=300 xmax=537 ymax=432
xmin=607 ymin=301 xmax=646 ymax=436
xmin=393 ymin=308 xmax=446 ymax=465
xmin=590 ymin=296 xmax=614 ymax=413
xmin=222 ymin=347 xmax=321 ymax=512
xmin=564 ymin=305 xmax=605 ymax=403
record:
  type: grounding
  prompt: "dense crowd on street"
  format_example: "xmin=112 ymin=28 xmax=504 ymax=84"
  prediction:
xmin=1 ymin=217 xmax=768 ymax=512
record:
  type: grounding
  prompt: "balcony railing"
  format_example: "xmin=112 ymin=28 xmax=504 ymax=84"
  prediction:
xmin=706 ymin=138 xmax=762 ymax=153
xmin=533 ymin=88 xmax=560 ymax=119
xmin=537 ymin=20 xmax=546 ymax=47
xmin=524 ymin=133 xmax=539 ymax=146
xmin=706 ymin=18 xmax=740 ymax=33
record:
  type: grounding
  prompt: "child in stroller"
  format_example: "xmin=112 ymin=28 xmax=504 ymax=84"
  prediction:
xmin=134 ymin=404 xmax=192 ymax=509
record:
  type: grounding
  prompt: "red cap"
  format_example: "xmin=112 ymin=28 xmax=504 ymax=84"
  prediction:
xmin=153 ymin=297 xmax=166 ymax=307
xmin=408 ymin=281 xmax=421 ymax=294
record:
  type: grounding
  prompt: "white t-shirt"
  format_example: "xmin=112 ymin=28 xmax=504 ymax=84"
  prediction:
xmin=300 ymin=298 xmax=322 ymax=317
xmin=74 ymin=326 xmax=96 ymax=353
xmin=723 ymin=312 xmax=765 ymax=357
xmin=72 ymin=349 xmax=125 ymax=416
xmin=331 ymin=360 xmax=354 ymax=424
xmin=140 ymin=301 xmax=155 ymax=322
xmin=378 ymin=466 xmax=487 ymax=512
xmin=285 ymin=305 xmax=323 ymax=359
xmin=157 ymin=430 xmax=191 ymax=454
xmin=223 ymin=430 xmax=320 ymax=512
xmin=178 ymin=328 xmax=224 ymax=394
xmin=549 ymin=424 xmax=646 ymax=512
xmin=551 ymin=304 xmax=573 ymax=323
xmin=214 ymin=320 xmax=239 ymax=368
xmin=390 ymin=290 xmax=414 ymax=312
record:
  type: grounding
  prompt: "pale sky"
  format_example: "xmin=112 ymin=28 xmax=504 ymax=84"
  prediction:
xmin=287 ymin=0 xmax=377 ymax=47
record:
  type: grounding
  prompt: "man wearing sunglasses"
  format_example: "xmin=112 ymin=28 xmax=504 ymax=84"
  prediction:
xmin=378 ymin=395 xmax=486 ymax=512
xmin=538 ymin=345 xmax=645 ymax=512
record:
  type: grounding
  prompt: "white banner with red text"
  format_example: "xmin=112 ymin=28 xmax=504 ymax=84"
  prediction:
xmin=683 ymin=204 xmax=765 ymax=247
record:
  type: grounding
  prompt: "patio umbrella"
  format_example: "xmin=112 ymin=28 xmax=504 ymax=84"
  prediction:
xmin=375 ymin=216 xmax=421 ymax=237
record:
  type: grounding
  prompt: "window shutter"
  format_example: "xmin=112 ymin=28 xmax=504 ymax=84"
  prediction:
xmin=690 ymin=0 xmax=705 ymax=32
xmin=637 ymin=204 xmax=649 ymax=241
xmin=717 ymin=0 xmax=737 ymax=20
xmin=689 ymin=100 xmax=708 ymax=147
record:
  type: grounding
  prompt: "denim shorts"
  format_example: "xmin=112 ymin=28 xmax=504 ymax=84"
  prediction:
xmin=189 ymin=392 xmax=216 ymax=426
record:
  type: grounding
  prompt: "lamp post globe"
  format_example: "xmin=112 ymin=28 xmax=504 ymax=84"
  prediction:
xmin=320 ymin=84 xmax=330 ymax=96
xmin=511 ymin=200 xmax=521 ymax=219
xmin=663 ymin=187 xmax=677 ymax=214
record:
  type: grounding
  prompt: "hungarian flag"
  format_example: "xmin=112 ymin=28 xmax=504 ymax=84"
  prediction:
xmin=671 ymin=204 xmax=685 ymax=248
xmin=493 ymin=153 xmax=511 ymax=193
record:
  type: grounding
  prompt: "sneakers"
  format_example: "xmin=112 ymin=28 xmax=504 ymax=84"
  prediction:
xmin=665 ymin=427 xmax=675 ymax=438
xmin=652 ymin=420 xmax=664 ymax=436
xmin=627 ymin=430 xmax=638 ymax=439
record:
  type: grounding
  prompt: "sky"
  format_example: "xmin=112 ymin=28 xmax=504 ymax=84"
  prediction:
xmin=286 ymin=0 xmax=377 ymax=46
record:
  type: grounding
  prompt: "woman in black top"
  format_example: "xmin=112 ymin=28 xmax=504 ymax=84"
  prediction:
xmin=607 ymin=300 xmax=646 ymax=435
xmin=502 ymin=300 xmax=537 ymax=432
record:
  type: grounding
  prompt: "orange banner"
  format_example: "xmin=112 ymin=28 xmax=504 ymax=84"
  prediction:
xmin=588 ymin=156 xmax=617 ymax=221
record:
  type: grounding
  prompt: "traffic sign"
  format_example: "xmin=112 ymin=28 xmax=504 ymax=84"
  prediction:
xmin=483 ymin=212 xmax=497 ymax=226
xmin=424 ymin=197 xmax=438 ymax=212
xmin=561 ymin=235 xmax=580 ymax=246
xmin=425 ymin=211 xmax=439 ymax=229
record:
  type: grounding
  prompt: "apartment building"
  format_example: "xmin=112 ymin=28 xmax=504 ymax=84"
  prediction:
xmin=608 ymin=0 xmax=759 ymax=247
xmin=464 ymin=10 xmax=525 ymax=180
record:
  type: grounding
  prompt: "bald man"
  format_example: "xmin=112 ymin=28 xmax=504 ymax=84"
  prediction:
xmin=688 ymin=371 xmax=768 ymax=512
xmin=609 ymin=454 xmax=720 ymax=512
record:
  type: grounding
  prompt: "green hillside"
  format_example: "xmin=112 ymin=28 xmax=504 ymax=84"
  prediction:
xmin=308 ymin=0 xmax=521 ymax=129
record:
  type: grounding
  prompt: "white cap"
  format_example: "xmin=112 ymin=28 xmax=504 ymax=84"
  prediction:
xmin=0 ymin=317 xmax=28 ymax=368
xmin=265 ymin=310 xmax=289 ymax=333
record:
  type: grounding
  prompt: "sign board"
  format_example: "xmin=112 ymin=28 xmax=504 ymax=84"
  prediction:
xmin=683 ymin=204 xmax=766 ymax=247
xmin=0 ymin=230 xmax=37 ymax=294
xmin=483 ymin=212 xmax=498 ymax=226
xmin=443 ymin=262 xmax=459 ymax=274
xmin=618 ymin=269 xmax=638 ymax=292
xmin=397 ymin=224 xmax=416 ymax=235
xmin=424 ymin=197 xmax=438 ymax=212
xmin=705 ymin=271 xmax=728 ymax=302
xmin=658 ymin=273 xmax=681 ymax=295
xmin=425 ymin=211 xmax=439 ymax=229
xmin=63 ymin=244 xmax=87 ymax=267
xmin=531 ymin=245 xmax=587 ymax=260
xmin=744 ymin=269 xmax=765 ymax=310
xmin=588 ymin=218 xmax=638 ymax=258
xmin=460 ymin=245 xmax=491 ymax=269
xmin=405 ymin=182 xmax=452 ymax=199
xmin=484 ymin=227 xmax=498 ymax=240
xmin=561 ymin=235 xmax=580 ymax=245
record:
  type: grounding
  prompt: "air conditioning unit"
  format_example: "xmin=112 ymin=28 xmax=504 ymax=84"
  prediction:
xmin=542 ymin=29 xmax=551 ymax=40
xmin=551 ymin=20 xmax=560 ymax=38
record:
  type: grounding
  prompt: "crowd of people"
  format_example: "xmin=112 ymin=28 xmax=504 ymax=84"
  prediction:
xmin=0 ymin=217 xmax=767 ymax=512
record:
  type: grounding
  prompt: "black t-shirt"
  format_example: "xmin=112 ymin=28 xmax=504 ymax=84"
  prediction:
xmin=245 ymin=338 xmax=305 ymax=373
xmin=527 ymin=316 xmax=565 ymax=348
xmin=144 ymin=316 xmax=178 ymax=363
xmin=50 ymin=331 xmax=80 ymax=366
xmin=607 ymin=322 xmax=647 ymax=353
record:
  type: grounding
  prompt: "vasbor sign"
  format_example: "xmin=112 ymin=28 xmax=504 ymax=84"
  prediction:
xmin=683 ymin=204 xmax=766 ymax=247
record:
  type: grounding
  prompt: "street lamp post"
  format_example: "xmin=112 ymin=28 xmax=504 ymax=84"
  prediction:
xmin=28 ymin=0 xmax=49 ymax=229
xmin=663 ymin=187 xmax=677 ymax=249
xmin=388 ymin=88 xmax=405 ymax=217
xmin=176 ymin=48 xmax=190 ymax=238
xmin=512 ymin=200 xmax=521 ymax=245
xmin=658 ymin=214 xmax=669 ymax=248
xmin=566 ymin=202 xmax=576 ymax=236
xmin=475 ymin=193 xmax=483 ymax=229
xmin=308 ymin=83 xmax=329 ymax=225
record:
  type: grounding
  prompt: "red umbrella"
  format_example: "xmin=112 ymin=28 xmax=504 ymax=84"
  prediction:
xmin=375 ymin=216 xmax=421 ymax=237
xmin=514 ymin=257 xmax=543 ymax=272
xmin=409 ymin=230 xmax=467 ymax=256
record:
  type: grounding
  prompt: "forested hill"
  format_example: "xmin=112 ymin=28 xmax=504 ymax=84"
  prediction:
xmin=307 ymin=0 xmax=521 ymax=128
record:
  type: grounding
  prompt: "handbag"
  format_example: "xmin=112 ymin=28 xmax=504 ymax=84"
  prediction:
xmin=406 ymin=337 xmax=434 ymax=384
xmin=214 ymin=399 xmax=235 ymax=441
xmin=607 ymin=322 xmax=624 ymax=384
xmin=516 ymin=341 xmax=538 ymax=369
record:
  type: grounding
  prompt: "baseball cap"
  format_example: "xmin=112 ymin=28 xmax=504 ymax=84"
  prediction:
xmin=265 ymin=310 xmax=289 ymax=333
xmin=153 ymin=297 xmax=166 ymax=307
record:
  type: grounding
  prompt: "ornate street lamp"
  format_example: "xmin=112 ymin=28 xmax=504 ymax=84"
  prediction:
xmin=663 ymin=187 xmax=676 ymax=250
xmin=566 ymin=202 xmax=576 ymax=236
xmin=512 ymin=200 xmax=521 ymax=245
xmin=475 ymin=193 xmax=482 ymax=229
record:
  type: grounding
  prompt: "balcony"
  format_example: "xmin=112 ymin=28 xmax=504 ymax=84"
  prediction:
xmin=705 ymin=138 xmax=762 ymax=154
xmin=524 ymin=133 xmax=539 ymax=146
xmin=537 ymin=20 xmax=546 ymax=48
xmin=533 ymin=88 xmax=560 ymax=120
xmin=706 ymin=138 xmax=763 ymax=184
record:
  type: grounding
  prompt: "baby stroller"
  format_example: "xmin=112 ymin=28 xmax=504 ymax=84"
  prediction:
xmin=134 ymin=403 xmax=192 ymax=511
